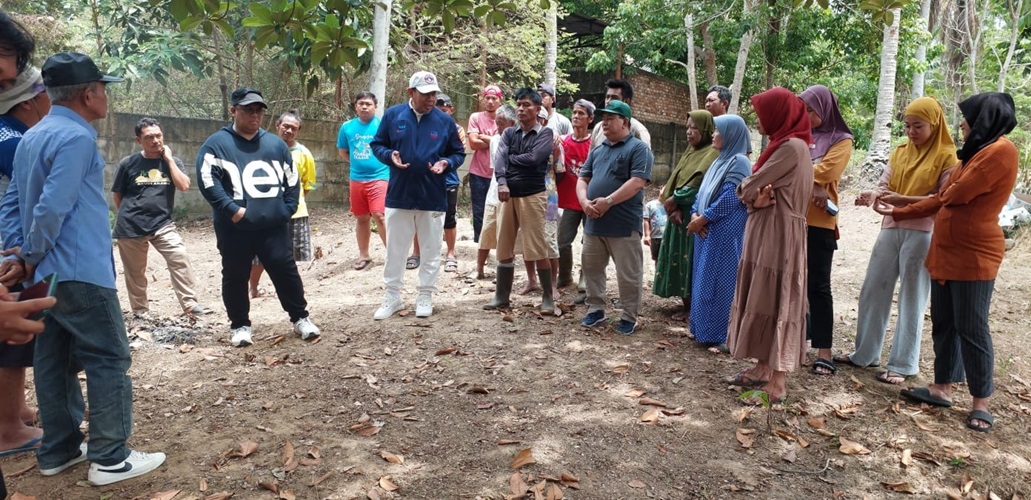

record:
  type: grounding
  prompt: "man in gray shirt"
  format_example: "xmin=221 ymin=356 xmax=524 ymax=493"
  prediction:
xmin=577 ymin=100 xmax=653 ymax=335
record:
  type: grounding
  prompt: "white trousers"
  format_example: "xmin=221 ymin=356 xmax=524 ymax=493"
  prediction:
xmin=383 ymin=208 xmax=445 ymax=298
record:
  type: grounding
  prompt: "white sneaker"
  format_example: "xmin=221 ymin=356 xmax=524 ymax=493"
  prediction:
xmin=415 ymin=294 xmax=433 ymax=318
xmin=293 ymin=317 xmax=320 ymax=340
xmin=88 ymin=449 xmax=166 ymax=486
xmin=230 ymin=326 xmax=252 ymax=347
xmin=373 ymin=296 xmax=404 ymax=320
xmin=40 ymin=443 xmax=88 ymax=476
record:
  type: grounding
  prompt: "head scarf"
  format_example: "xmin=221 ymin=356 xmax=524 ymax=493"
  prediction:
xmin=799 ymin=85 xmax=853 ymax=161
xmin=750 ymin=87 xmax=812 ymax=173
xmin=957 ymin=92 xmax=1017 ymax=165
xmin=661 ymin=110 xmax=718 ymax=200
xmin=887 ymin=97 xmax=957 ymax=196
xmin=697 ymin=114 xmax=753 ymax=212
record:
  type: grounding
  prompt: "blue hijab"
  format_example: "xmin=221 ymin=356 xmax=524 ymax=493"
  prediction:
xmin=696 ymin=114 xmax=752 ymax=212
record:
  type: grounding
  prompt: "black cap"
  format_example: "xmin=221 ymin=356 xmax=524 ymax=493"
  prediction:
xmin=41 ymin=52 xmax=123 ymax=87
xmin=436 ymin=93 xmax=453 ymax=107
xmin=231 ymin=87 xmax=267 ymax=108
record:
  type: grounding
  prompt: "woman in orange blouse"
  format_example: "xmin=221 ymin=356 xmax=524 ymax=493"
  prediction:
xmin=874 ymin=92 xmax=1018 ymax=432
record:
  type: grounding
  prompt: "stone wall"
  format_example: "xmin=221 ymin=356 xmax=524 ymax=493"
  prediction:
xmin=96 ymin=113 xmax=353 ymax=215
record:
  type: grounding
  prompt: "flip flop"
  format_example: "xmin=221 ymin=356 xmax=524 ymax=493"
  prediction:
xmin=832 ymin=353 xmax=879 ymax=368
xmin=966 ymin=410 xmax=994 ymax=433
xmin=701 ymin=342 xmax=729 ymax=354
xmin=811 ymin=358 xmax=837 ymax=376
xmin=726 ymin=370 xmax=767 ymax=387
xmin=353 ymin=258 xmax=372 ymax=271
xmin=406 ymin=255 xmax=420 ymax=270
xmin=875 ymin=370 xmax=911 ymax=385
xmin=0 ymin=436 xmax=43 ymax=457
xmin=900 ymin=387 xmax=952 ymax=408
xmin=444 ymin=258 xmax=458 ymax=272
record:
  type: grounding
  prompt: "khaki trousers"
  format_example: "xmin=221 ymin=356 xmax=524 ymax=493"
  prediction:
xmin=582 ymin=232 xmax=643 ymax=323
xmin=116 ymin=223 xmax=199 ymax=313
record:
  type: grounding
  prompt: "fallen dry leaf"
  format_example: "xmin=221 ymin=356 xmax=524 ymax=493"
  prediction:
xmin=839 ymin=437 xmax=871 ymax=455
xmin=204 ymin=493 xmax=233 ymax=500
xmin=624 ymin=388 xmax=647 ymax=398
xmin=901 ymin=449 xmax=913 ymax=467
xmin=435 ymin=347 xmax=458 ymax=356
xmin=882 ymin=481 xmax=918 ymax=494
xmin=911 ymin=451 xmax=942 ymax=466
xmin=467 ymin=386 xmax=490 ymax=394
xmin=308 ymin=446 xmax=320 ymax=459
xmin=497 ymin=439 xmax=521 ymax=445
xmin=560 ymin=471 xmax=580 ymax=489
xmin=510 ymin=472 xmax=528 ymax=495
xmin=150 ymin=490 xmax=181 ymax=500
xmin=610 ymin=363 xmax=630 ymax=374
xmin=628 ymin=479 xmax=647 ymax=489
xmin=545 ymin=482 xmax=564 ymax=500
xmin=849 ymin=374 xmax=865 ymax=389
xmin=279 ymin=490 xmax=296 ymax=500
xmin=10 ymin=494 xmax=35 ymax=500
xmin=807 ymin=416 xmax=826 ymax=429
xmin=381 ymin=451 xmax=404 ymax=464
xmin=782 ymin=449 xmax=797 ymax=463
xmin=961 ymin=473 xmax=974 ymax=494
xmin=736 ymin=428 xmax=755 ymax=449
xmin=511 ymin=448 xmax=536 ymax=469
xmin=773 ymin=429 xmax=798 ymax=443
xmin=199 ymin=478 xmax=208 ymax=492
xmin=379 ymin=476 xmax=399 ymax=491
xmin=661 ymin=407 xmax=686 ymax=416
xmin=282 ymin=440 xmax=295 ymax=466
xmin=911 ymin=415 xmax=938 ymax=431
xmin=640 ymin=407 xmax=661 ymax=423
xmin=311 ymin=472 xmax=332 ymax=486
xmin=638 ymin=397 xmax=669 ymax=408
xmin=734 ymin=407 xmax=754 ymax=423
xmin=259 ymin=481 xmax=279 ymax=494
xmin=230 ymin=440 xmax=258 ymax=458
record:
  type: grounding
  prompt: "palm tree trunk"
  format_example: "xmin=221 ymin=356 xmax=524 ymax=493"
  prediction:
xmin=370 ymin=0 xmax=393 ymax=117
xmin=729 ymin=0 xmax=754 ymax=114
xmin=868 ymin=9 xmax=901 ymax=165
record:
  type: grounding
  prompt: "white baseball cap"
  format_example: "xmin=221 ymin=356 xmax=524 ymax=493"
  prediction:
xmin=409 ymin=71 xmax=440 ymax=94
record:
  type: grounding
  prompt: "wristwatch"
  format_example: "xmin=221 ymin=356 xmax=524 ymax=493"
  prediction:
xmin=605 ymin=196 xmax=614 ymax=205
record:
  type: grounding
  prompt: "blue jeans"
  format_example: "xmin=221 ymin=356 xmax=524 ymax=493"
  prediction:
xmin=35 ymin=281 xmax=132 ymax=468
xmin=469 ymin=174 xmax=491 ymax=243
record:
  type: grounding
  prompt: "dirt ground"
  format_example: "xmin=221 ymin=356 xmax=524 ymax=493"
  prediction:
xmin=3 ymin=189 xmax=1031 ymax=500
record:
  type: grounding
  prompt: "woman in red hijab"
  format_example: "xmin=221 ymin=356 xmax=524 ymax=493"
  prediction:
xmin=725 ymin=87 xmax=813 ymax=405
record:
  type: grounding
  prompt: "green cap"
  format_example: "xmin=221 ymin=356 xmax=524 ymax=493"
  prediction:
xmin=596 ymin=99 xmax=632 ymax=120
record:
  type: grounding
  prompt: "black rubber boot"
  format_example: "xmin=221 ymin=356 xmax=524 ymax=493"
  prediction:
xmin=557 ymin=248 xmax=574 ymax=288
xmin=484 ymin=264 xmax=514 ymax=310
xmin=538 ymin=267 xmax=555 ymax=315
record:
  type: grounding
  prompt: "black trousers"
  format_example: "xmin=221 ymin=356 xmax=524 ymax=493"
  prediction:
xmin=214 ymin=219 xmax=308 ymax=329
xmin=932 ymin=279 xmax=995 ymax=398
xmin=807 ymin=226 xmax=837 ymax=349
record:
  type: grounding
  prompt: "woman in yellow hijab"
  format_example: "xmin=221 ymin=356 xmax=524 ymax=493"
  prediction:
xmin=835 ymin=97 xmax=958 ymax=384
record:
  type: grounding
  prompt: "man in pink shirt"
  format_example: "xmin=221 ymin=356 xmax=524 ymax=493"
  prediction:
xmin=466 ymin=85 xmax=502 ymax=243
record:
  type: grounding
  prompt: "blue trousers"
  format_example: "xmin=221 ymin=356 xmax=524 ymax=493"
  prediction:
xmin=35 ymin=281 xmax=133 ymax=468
xmin=469 ymin=174 xmax=491 ymax=243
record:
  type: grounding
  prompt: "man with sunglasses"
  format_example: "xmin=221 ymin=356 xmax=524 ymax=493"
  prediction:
xmin=197 ymin=87 xmax=320 ymax=347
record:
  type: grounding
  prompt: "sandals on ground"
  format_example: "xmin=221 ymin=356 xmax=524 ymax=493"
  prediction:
xmin=811 ymin=358 xmax=837 ymax=376
xmin=444 ymin=258 xmax=458 ymax=272
xmin=967 ymin=409 xmax=994 ymax=432
xmin=832 ymin=353 xmax=879 ymax=368
xmin=875 ymin=370 xmax=911 ymax=385
xmin=405 ymin=255 xmax=420 ymax=270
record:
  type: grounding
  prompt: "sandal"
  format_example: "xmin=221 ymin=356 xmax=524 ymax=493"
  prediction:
xmin=726 ymin=370 xmax=767 ymax=387
xmin=875 ymin=370 xmax=911 ymax=385
xmin=832 ymin=353 xmax=879 ymax=368
xmin=900 ymin=387 xmax=952 ymax=408
xmin=966 ymin=409 xmax=994 ymax=433
xmin=406 ymin=255 xmax=420 ymax=270
xmin=353 ymin=258 xmax=372 ymax=271
xmin=811 ymin=358 xmax=837 ymax=376
xmin=444 ymin=258 xmax=458 ymax=272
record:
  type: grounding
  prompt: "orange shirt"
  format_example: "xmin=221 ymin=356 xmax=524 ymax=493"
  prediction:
xmin=892 ymin=137 xmax=1018 ymax=281
xmin=806 ymin=138 xmax=852 ymax=231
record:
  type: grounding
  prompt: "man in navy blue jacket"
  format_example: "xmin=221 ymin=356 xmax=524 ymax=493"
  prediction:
xmin=370 ymin=71 xmax=466 ymax=320
xmin=197 ymin=87 xmax=320 ymax=347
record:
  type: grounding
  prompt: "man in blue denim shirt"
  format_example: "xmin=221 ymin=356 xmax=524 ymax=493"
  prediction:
xmin=1 ymin=52 xmax=166 ymax=486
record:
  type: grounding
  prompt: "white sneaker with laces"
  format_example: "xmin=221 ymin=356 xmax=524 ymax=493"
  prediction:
xmin=88 ymin=449 xmax=166 ymax=486
xmin=40 ymin=442 xmax=88 ymax=476
xmin=230 ymin=326 xmax=252 ymax=347
xmin=415 ymin=293 xmax=433 ymax=318
xmin=293 ymin=317 xmax=320 ymax=340
xmin=373 ymin=295 xmax=404 ymax=320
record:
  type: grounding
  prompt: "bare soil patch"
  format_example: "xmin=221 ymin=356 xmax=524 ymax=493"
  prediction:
xmin=4 ymin=195 xmax=1031 ymax=499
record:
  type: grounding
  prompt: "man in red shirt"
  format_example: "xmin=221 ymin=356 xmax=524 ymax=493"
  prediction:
xmin=556 ymin=99 xmax=594 ymax=294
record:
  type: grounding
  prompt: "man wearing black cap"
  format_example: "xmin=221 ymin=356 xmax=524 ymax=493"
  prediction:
xmin=197 ymin=87 xmax=320 ymax=348
xmin=3 ymin=52 xmax=167 ymax=486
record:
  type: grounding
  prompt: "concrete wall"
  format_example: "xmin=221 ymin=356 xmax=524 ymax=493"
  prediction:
xmin=96 ymin=113 xmax=352 ymax=215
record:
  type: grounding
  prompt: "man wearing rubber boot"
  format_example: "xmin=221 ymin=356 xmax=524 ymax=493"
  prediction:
xmin=484 ymin=88 xmax=556 ymax=314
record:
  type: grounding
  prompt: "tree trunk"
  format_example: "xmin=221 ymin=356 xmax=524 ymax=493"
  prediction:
xmin=998 ymin=0 xmax=1024 ymax=91
xmin=213 ymin=31 xmax=229 ymax=121
xmin=545 ymin=2 xmax=557 ymax=87
xmin=685 ymin=13 xmax=698 ymax=108
xmin=729 ymin=0 xmax=754 ymax=114
xmin=912 ymin=0 xmax=932 ymax=97
xmin=370 ymin=0 xmax=393 ymax=117
xmin=963 ymin=0 xmax=980 ymax=94
xmin=701 ymin=21 xmax=718 ymax=86
xmin=868 ymin=9 xmax=902 ymax=166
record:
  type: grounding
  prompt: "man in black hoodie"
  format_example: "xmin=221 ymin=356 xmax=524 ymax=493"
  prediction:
xmin=197 ymin=88 xmax=320 ymax=347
